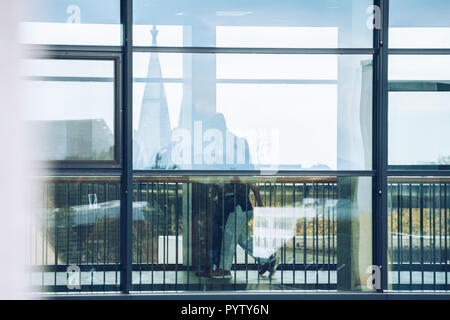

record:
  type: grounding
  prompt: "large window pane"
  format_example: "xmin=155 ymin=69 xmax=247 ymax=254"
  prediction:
xmin=21 ymin=0 xmax=121 ymax=45
xmin=390 ymin=0 xmax=450 ymax=48
xmin=132 ymin=175 xmax=372 ymax=291
xmin=389 ymin=56 xmax=450 ymax=166
xmin=133 ymin=0 xmax=374 ymax=48
xmin=23 ymin=59 xmax=116 ymax=162
xmin=389 ymin=92 xmax=450 ymax=166
xmin=389 ymin=55 xmax=450 ymax=81
xmin=27 ymin=177 xmax=121 ymax=291
xmin=133 ymin=52 xmax=372 ymax=171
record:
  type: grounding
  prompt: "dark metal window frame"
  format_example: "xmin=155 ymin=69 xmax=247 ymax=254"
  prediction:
xmin=25 ymin=50 xmax=123 ymax=170
xmin=24 ymin=0 xmax=450 ymax=296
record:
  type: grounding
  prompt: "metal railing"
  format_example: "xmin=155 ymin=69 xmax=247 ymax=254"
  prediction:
xmin=28 ymin=176 xmax=450 ymax=292
xmin=28 ymin=176 xmax=339 ymax=292
xmin=131 ymin=176 xmax=338 ymax=291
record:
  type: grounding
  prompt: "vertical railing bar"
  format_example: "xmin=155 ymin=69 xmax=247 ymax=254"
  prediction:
xmin=439 ymin=184 xmax=443 ymax=284
xmin=315 ymin=183 xmax=319 ymax=286
xmin=41 ymin=183 xmax=45 ymax=287
xmin=145 ymin=183 xmax=149 ymax=267
xmin=93 ymin=183 xmax=97 ymax=289
xmin=199 ymin=184 xmax=203 ymax=288
xmin=102 ymin=183 xmax=107 ymax=291
xmin=303 ymin=183 xmax=307 ymax=285
xmin=233 ymin=183 xmax=237 ymax=288
xmin=409 ymin=184 xmax=413 ymax=289
xmin=397 ymin=183 xmax=401 ymax=285
xmin=245 ymin=183 xmax=248 ymax=286
xmin=445 ymin=183 xmax=448 ymax=288
xmin=280 ymin=183 xmax=284 ymax=287
xmin=54 ymin=183 xmax=58 ymax=285
xmin=420 ymin=183 xmax=424 ymax=289
xmin=327 ymin=183 xmax=331 ymax=286
xmin=268 ymin=182 xmax=272 ymax=287
xmin=175 ymin=182 xmax=179 ymax=288
xmin=84 ymin=184 xmax=88 ymax=267
xmin=151 ymin=182 xmax=154 ymax=288
xmin=116 ymin=184 xmax=120 ymax=287
xmin=220 ymin=182 xmax=225 ymax=290
xmin=293 ymin=183 xmax=296 ymax=285
xmin=138 ymin=182 xmax=142 ymax=290
xmin=105 ymin=184 xmax=110 ymax=274
xmin=77 ymin=184 xmax=81 ymax=268
xmin=433 ymin=184 xmax=436 ymax=289
xmin=96 ymin=184 xmax=101 ymax=275
xmin=66 ymin=184 xmax=70 ymax=274
xmin=90 ymin=182 xmax=94 ymax=268
xmin=164 ymin=183 xmax=169 ymax=290
xmin=186 ymin=182 xmax=190 ymax=290
xmin=331 ymin=184 xmax=337 ymax=264
xmin=321 ymin=184 xmax=325 ymax=269
xmin=389 ymin=184 xmax=393 ymax=284
xmin=89 ymin=183 xmax=93 ymax=290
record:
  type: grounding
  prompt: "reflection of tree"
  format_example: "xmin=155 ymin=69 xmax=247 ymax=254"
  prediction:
xmin=64 ymin=146 xmax=114 ymax=161
xmin=438 ymin=155 xmax=450 ymax=164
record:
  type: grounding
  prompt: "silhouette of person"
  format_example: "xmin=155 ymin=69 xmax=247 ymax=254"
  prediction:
xmin=205 ymin=113 xmax=278 ymax=279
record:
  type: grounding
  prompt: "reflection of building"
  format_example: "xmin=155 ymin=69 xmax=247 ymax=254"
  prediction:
xmin=30 ymin=119 xmax=114 ymax=160
xmin=134 ymin=26 xmax=171 ymax=169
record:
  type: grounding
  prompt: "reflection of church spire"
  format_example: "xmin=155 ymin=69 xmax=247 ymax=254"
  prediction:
xmin=135 ymin=25 xmax=172 ymax=169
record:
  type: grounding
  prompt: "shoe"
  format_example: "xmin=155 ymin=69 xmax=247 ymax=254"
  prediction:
xmin=258 ymin=254 xmax=279 ymax=278
xmin=209 ymin=268 xmax=232 ymax=279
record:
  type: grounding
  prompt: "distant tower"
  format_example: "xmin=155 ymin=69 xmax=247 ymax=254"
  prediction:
xmin=135 ymin=25 xmax=172 ymax=169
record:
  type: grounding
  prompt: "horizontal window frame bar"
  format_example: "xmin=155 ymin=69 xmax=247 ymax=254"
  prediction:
xmin=25 ymin=76 xmax=114 ymax=82
xmin=388 ymin=80 xmax=450 ymax=92
xmin=133 ymin=170 xmax=375 ymax=177
xmin=23 ymin=45 xmax=376 ymax=55
xmin=40 ymin=168 xmax=122 ymax=178
xmin=133 ymin=78 xmax=339 ymax=85
xmin=133 ymin=46 xmax=375 ymax=55
xmin=388 ymin=170 xmax=450 ymax=177
xmin=27 ymin=77 xmax=339 ymax=85
xmin=23 ymin=44 xmax=123 ymax=55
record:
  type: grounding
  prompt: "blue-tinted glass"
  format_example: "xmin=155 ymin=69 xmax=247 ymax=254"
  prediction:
xmin=21 ymin=0 xmax=121 ymax=45
xmin=134 ymin=0 xmax=374 ymax=48
xmin=390 ymin=0 xmax=450 ymax=48
xmin=132 ymin=51 xmax=372 ymax=171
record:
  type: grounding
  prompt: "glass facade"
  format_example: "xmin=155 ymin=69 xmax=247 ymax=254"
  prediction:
xmin=23 ymin=0 xmax=450 ymax=295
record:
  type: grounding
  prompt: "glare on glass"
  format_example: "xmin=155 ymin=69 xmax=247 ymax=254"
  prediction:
xmin=132 ymin=51 xmax=372 ymax=171
xmin=23 ymin=59 xmax=116 ymax=162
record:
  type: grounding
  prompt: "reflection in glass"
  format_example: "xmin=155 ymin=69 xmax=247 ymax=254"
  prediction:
xmin=21 ymin=0 xmax=121 ymax=45
xmin=27 ymin=178 xmax=121 ymax=289
xmin=390 ymin=0 xmax=450 ymax=48
xmin=389 ymin=92 xmax=450 ymax=166
xmin=388 ymin=55 xmax=450 ymax=166
xmin=133 ymin=0 xmax=373 ymax=48
xmin=133 ymin=36 xmax=373 ymax=170
xmin=132 ymin=176 xmax=372 ymax=291
xmin=23 ymin=59 xmax=116 ymax=162
xmin=387 ymin=177 xmax=450 ymax=290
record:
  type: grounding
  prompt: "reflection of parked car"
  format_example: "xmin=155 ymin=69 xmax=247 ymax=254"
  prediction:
xmin=41 ymin=201 xmax=148 ymax=265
